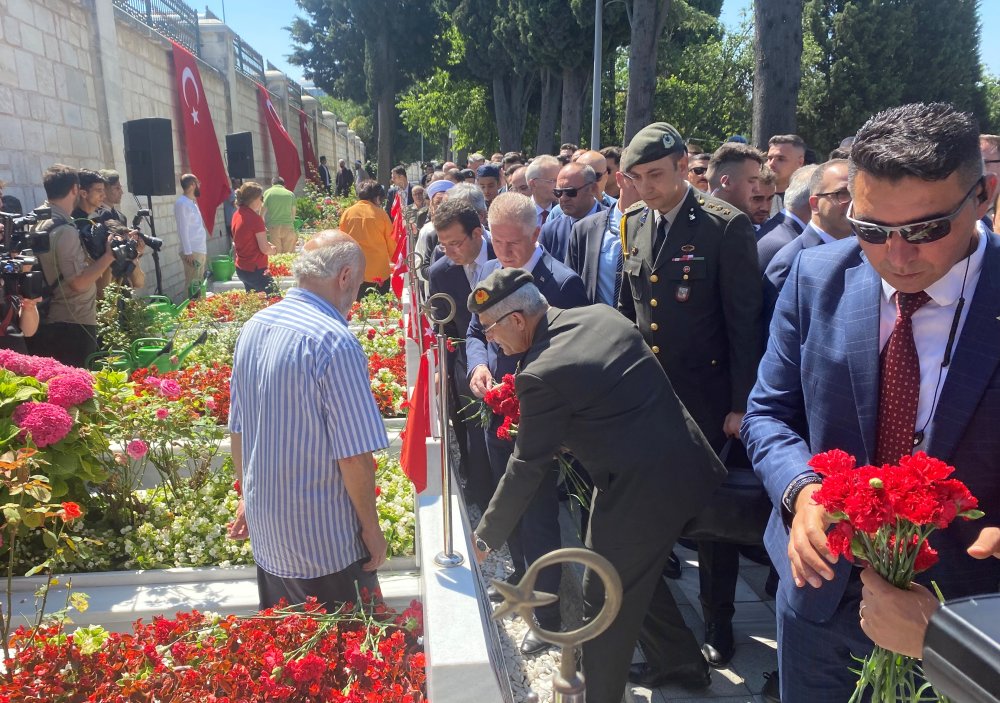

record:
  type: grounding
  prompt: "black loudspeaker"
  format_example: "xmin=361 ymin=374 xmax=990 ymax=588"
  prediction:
xmin=123 ymin=118 xmax=176 ymax=196
xmin=226 ymin=132 xmax=255 ymax=178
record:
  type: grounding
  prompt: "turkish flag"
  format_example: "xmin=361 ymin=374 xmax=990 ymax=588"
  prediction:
xmin=170 ymin=42 xmax=230 ymax=233
xmin=400 ymin=351 xmax=430 ymax=492
xmin=258 ymin=85 xmax=301 ymax=190
xmin=298 ymin=110 xmax=320 ymax=185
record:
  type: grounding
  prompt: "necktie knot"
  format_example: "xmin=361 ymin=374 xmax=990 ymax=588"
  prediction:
xmin=896 ymin=291 xmax=931 ymax=320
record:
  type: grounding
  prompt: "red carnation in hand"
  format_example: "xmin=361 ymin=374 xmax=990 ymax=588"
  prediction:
xmin=914 ymin=539 xmax=939 ymax=572
xmin=826 ymin=521 xmax=856 ymax=561
xmin=808 ymin=448 xmax=856 ymax=476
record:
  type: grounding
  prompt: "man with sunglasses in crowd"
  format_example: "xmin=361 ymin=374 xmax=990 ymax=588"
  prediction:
xmin=743 ymin=102 xmax=1000 ymax=702
xmin=539 ymin=162 xmax=605 ymax=262
xmin=686 ymin=152 xmax=711 ymax=193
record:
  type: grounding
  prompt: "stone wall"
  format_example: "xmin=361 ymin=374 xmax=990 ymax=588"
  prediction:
xmin=0 ymin=0 xmax=365 ymax=300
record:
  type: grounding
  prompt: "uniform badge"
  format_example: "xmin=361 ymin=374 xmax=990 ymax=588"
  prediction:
xmin=631 ymin=247 xmax=639 ymax=255
xmin=688 ymin=210 xmax=696 ymax=221
xmin=474 ymin=289 xmax=489 ymax=305
xmin=681 ymin=244 xmax=695 ymax=252
xmin=675 ymin=284 xmax=691 ymax=303
xmin=662 ymin=133 xmax=675 ymax=150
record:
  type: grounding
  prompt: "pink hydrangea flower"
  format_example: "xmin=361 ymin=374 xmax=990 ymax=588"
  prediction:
xmin=12 ymin=402 xmax=73 ymax=447
xmin=46 ymin=372 xmax=95 ymax=408
xmin=155 ymin=408 xmax=169 ymax=420
xmin=158 ymin=379 xmax=182 ymax=400
xmin=126 ymin=439 xmax=148 ymax=460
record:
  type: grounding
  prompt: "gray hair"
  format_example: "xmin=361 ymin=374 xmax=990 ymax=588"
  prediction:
xmin=292 ymin=230 xmax=364 ymax=283
xmin=447 ymin=182 xmax=487 ymax=214
xmin=784 ymin=165 xmax=819 ymax=212
xmin=483 ymin=280 xmax=548 ymax=320
xmin=487 ymin=192 xmax=537 ymax=236
xmin=525 ymin=155 xmax=561 ymax=183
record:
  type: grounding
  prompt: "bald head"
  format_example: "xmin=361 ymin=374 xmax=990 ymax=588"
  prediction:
xmin=555 ymin=162 xmax=598 ymax=219
xmin=574 ymin=150 xmax=610 ymax=195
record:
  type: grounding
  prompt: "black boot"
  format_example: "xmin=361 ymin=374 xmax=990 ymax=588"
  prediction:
xmin=700 ymin=621 xmax=735 ymax=668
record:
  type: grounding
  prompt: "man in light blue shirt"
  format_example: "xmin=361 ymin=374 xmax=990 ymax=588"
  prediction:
xmin=228 ymin=231 xmax=389 ymax=609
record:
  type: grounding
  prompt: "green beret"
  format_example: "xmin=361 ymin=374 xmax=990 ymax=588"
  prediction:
xmin=621 ymin=122 xmax=686 ymax=172
xmin=468 ymin=268 xmax=534 ymax=314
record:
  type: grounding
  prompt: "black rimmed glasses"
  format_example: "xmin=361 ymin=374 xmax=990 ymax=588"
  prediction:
xmin=816 ymin=188 xmax=852 ymax=205
xmin=846 ymin=178 xmax=982 ymax=245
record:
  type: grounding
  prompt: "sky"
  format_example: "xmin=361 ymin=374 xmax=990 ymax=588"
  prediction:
xmin=202 ymin=0 xmax=1000 ymax=87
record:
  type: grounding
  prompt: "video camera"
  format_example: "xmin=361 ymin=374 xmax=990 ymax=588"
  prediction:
xmin=0 ymin=208 xmax=50 ymax=299
xmin=76 ymin=213 xmax=138 ymax=279
xmin=130 ymin=209 xmax=163 ymax=252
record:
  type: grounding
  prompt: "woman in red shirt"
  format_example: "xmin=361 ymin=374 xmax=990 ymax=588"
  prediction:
xmin=232 ymin=181 xmax=277 ymax=293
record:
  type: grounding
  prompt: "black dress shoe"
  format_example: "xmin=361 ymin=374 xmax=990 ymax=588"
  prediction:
xmin=701 ymin=622 xmax=735 ymax=668
xmin=520 ymin=629 xmax=555 ymax=655
xmin=627 ymin=661 xmax=711 ymax=689
xmin=662 ymin=551 xmax=683 ymax=580
xmin=761 ymin=669 xmax=780 ymax=702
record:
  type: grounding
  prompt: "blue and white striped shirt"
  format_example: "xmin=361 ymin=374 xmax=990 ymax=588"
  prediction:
xmin=229 ymin=287 xmax=388 ymax=578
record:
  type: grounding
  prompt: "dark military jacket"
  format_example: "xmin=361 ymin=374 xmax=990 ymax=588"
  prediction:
xmin=618 ymin=187 xmax=762 ymax=447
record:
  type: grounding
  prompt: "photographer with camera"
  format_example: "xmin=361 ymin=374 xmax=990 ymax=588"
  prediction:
xmin=28 ymin=164 xmax=117 ymax=367
xmin=93 ymin=169 xmax=146 ymax=290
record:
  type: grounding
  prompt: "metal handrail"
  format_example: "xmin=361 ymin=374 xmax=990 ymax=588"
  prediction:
xmin=113 ymin=0 xmax=201 ymax=55
xmin=233 ymin=34 xmax=265 ymax=82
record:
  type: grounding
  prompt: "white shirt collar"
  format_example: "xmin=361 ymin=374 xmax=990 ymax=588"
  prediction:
xmin=523 ymin=244 xmax=544 ymax=271
xmin=880 ymin=230 xmax=986 ymax=307
xmin=785 ymin=209 xmax=808 ymax=231
xmin=811 ymin=224 xmax=837 ymax=245
xmin=471 ymin=237 xmax=489 ymax=268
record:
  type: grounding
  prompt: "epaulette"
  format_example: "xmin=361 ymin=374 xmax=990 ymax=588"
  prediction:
xmin=623 ymin=200 xmax=647 ymax=217
xmin=620 ymin=201 xmax=648 ymax=257
xmin=698 ymin=193 xmax=740 ymax=220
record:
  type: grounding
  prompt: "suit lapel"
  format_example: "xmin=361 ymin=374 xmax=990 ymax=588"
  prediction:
xmin=532 ymin=252 xmax=554 ymax=290
xmin=788 ymin=213 xmax=805 ymax=235
xmin=843 ymin=259 xmax=882 ymax=462
xmin=926 ymin=235 xmax=1000 ymax=460
xmin=654 ymin=190 xmax=699 ymax=272
xmin=585 ymin=213 xmax=609 ymax=301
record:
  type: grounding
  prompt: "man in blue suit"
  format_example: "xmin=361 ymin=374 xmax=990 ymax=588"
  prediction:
xmin=539 ymin=162 xmax=604 ymax=262
xmin=427 ymin=199 xmax=495 ymax=510
xmin=756 ymin=165 xmax=815 ymax=271
xmin=762 ymin=158 xmax=852 ymax=320
xmin=466 ymin=191 xmax=589 ymax=654
xmin=743 ymin=102 xmax=1000 ymax=702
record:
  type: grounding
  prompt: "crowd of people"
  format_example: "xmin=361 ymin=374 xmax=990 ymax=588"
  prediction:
xmin=298 ymin=103 xmax=999 ymax=703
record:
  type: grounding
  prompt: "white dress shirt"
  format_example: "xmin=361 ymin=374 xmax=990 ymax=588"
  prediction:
xmin=464 ymin=237 xmax=491 ymax=286
xmin=174 ymin=194 xmax=207 ymax=255
xmin=878 ymin=230 xmax=986 ymax=444
xmin=813 ymin=224 xmax=837 ymax=244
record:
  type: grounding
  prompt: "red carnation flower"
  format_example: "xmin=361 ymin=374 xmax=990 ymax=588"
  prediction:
xmin=808 ymin=448 xmax=856 ymax=476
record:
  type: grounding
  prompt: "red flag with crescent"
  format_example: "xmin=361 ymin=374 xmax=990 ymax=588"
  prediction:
xmin=258 ymin=85 xmax=301 ymax=190
xmin=170 ymin=41 xmax=230 ymax=233
xmin=298 ymin=110 xmax=320 ymax=185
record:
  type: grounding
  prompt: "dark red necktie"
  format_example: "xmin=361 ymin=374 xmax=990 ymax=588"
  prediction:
xmin=875 ymin=290 xmax=931 ymax=465
xmin=540 ymin=209 xmax=549 ymax=225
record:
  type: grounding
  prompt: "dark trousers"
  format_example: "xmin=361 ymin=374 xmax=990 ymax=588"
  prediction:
xmin=485 ymin=431 xmax=562 ymax=629
xmin=236 ymin=266 xmax=276 ymax=294
xmin=776 ymin=573 xmax=870 ymax=702
xmin=698 ymin=540 xmax=741 ymax=625
xmin=27 ymin=322 xmax=97 ymax=368
xmin=584 ymin=491 xmax=704 ymax=703
xmin=450 ymin=352 xmax=492 ymax=509
xmin=257 ymin=559 xmax=380 ymax=611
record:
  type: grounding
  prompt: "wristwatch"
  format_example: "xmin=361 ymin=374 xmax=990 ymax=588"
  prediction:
xmin=782 ymin=473 xmax=823 ymax=514
xmin=473 ymin=533 xmax=490 ymax=554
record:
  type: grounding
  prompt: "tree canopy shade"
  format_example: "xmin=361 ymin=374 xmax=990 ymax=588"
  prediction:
xmin=797 ymin=0 xmax=987 ymax=153
xmin=289 ymin=0 xmax=448 ymax=184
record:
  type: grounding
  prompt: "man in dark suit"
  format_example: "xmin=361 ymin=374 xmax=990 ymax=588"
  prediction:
xmin=318 ymin=156 xmax=332 ymax=193
xmin=466 ymin=192 xmax=588 ymax=654
xmin=427 ymin=199 xmax=495 ymax=510
xmin=619 ymin=122 xmax=763 ymax=681
xmin=539 ymin=162 xmax=604 ymax=262
xmin=743 ymin=102 xmax=1000 ymax=702
xmin=566 ymin=169 xmax=637 ymax=305
xmin=471 ymin=267 xmax=726 ymax=703
xmin=763 ymin=158 xmax=852 ymax=319
xmin=385 ymin=165 xmax=413 ymax=215
xmin=756 ymin=165 xmax=815 ymax=270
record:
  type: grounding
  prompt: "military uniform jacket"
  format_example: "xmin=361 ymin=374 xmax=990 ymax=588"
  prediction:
xmin=618 ymin=188 xmax=762 ymax=447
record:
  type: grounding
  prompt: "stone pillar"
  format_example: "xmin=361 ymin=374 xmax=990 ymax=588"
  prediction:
xmin=323 ymin=112 xmax=338 ymax=165
xmin=91 ymin=0 xmax=126 ymax=174
xmin=264 ymin=69 xmax=289 ymax=128
xmin=196 ymin=19 xmax=236 ymax=133
xmin=347 ymin=130 xmax=357 ymax=166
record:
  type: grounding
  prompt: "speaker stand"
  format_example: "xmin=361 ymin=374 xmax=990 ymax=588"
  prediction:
xmin=146 ymin=195 xmax=163 ymax=296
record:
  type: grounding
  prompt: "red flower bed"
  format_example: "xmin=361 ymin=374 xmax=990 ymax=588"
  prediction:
xmin=132 ymin=363 xmax=232 ymax=425
xmin=2 ymin=599 xmax=426 ymax=702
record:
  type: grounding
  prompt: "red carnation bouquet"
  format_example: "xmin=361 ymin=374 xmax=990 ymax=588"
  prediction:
xmin=481 ymin=373 xmax=520 ymax=440
xmin=809 ymin=450 xmax=984 ymax=702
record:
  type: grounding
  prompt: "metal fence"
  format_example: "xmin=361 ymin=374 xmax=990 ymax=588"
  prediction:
xmin=113 ymin=0 xmax=201 ymax=56
xmin=233 ymin=35 xmax=265 ymax=82
xmin=287 ymin=77 xmax=303 ymax=108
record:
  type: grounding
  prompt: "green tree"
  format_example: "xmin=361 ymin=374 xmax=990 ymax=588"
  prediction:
xmin=798 ymin=0 xmax=986 ymax=154
xmin=289 ymin=0 xmax=447 ymax=184
xmin=397 ymin=68 xmax=499 ymax=155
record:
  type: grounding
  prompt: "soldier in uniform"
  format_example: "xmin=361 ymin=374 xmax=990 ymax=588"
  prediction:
xmin=618 ymin=123 xmax=763 ymax=683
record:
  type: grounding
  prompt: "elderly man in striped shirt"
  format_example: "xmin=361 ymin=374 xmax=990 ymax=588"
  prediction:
xmin=227 ymin=231 xmax=389 ymax=609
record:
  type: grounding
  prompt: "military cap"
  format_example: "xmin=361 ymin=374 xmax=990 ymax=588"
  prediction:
xmin=468 ymin=268 xmax=534 ymax=314
xmin=476 ymin=163 xmax=501 ymax=180
xmin=621 ymin=122 xmax=686 ymax=172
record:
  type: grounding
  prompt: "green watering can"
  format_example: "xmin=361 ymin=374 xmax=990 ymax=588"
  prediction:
xmin=132 ymin=330 xmax=210 ymax=373
xmin=143 ymin=295 xmax=191 ymax=327
xmin=85 ymin=350 xmax=136 ymax=372
xmin=209 ymin=255 xmax=236 ymax=282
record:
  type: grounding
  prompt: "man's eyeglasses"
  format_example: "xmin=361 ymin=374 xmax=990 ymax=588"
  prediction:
xmin=847 ymin=178 xmax=982 ymax=245
xmin=553 ymin=182 xmax=594 ymax=198
xmin=816 ymin=189 xmax=852 ymax=205
xmin=688 ymin=167 xmax=708 ymax=176
xmin=484 ymin=309 xmax=522 ymax=334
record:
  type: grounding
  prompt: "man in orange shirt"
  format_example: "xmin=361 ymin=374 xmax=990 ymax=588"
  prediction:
xmin=338 ymin=180 xmax=395 ymax=297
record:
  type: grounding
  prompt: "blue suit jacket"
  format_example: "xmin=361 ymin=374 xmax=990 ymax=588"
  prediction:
xmin=426 ymin=242 xmax=496 ymax=342
xmin=761 ymin=224 xmax=825 ymax=322
xmin=743 ymin=235 xmax=1000 ymax=622
xmin=539 ymin=202 xmax=605 ymax=263
xmin=466 ymin=252 xmax=589 ymax=382
xmin=757 ymin=211 xmax=805 ymax=273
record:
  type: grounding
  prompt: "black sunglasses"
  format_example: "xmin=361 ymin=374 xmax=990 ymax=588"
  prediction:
xmin=847 ymin=178 xmax=982 ymax=245
xmin=553 ymin=183 xmax=594 ymax=198
xmin=689 ymin=166 xmax=708 ymax=176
